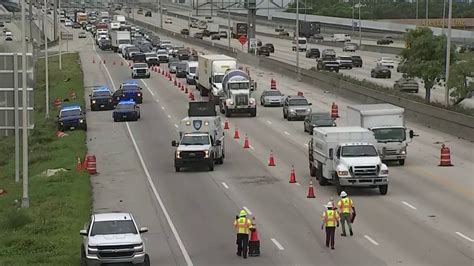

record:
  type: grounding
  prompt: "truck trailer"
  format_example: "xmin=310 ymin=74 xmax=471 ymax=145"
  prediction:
xmin=110 ymin=31 xmax=131 ymax=52
xmin=231 ymin=22 xmax=247 ymax=39
xmin=196 ymin=54 xmax=237 ymax=102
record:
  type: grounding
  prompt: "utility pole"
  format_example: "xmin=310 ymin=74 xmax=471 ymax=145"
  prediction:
xmin=296 ymin=0 xmax=300 ymax=81
xmin=352 ymin=0 xmax=355 ymax=36
xmin=53 ymin=0 xmax=57 ymax=40
xmin=159 ymin=0 xmax=163 ymax=28
xmin=28 ymin=0 xmax=33 ymax=50
xmin=442 ymin=0 xmax=447 ymax=35
xmin=445 ymin=0 xmax=452 ymax=107
xmin=228 ymin=7 xmax=231 ymax=48
xmin=425 ymin=0 xmax=429 ymax=19
xmin=14 ymin=54 xmax=19 ymax=184
xmin=358 ymin=0 xmax=362 ymax=47
xmin=416 ymin=0 xmax=418 ymax=20
xmin=44 ymin=0 xmax=49 ymax=118
xmin=247 ymin=0 xmax=256 ymax=53
xmin=21 ymin=0 xmax=29 ymax=209
xmin=58 ymin=0 xmax=62 ymax=70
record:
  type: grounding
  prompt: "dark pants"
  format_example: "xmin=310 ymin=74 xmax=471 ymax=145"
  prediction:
xmin=325 ymin=227 xmax=336 ymax=248
xmin=236 ymin=233 xmax=249 ymax=258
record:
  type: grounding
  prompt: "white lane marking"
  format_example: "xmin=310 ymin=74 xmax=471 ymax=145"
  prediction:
xmin=283 ymin=131 xmax=290 ymax=136
xmin=155 ymin=99 xmax=160 ymax=103
xmin=249 ymin=145 xmax=255 ymax=150
xmin=304 ymin=143 xmax=309 ymax=147
xmin=141 ymin=80 xmax=155 ymax=97
xmin=364 ymin=235 xmax=380 ymax=246
xmin=125 ymin=123 xmax=193 ymax=266
xmin=402 ymin=201 xmax=417 ymax=210
xmin=93 ymin=44 xmax=194 ymax=266
xmin=243 ymin=206 xmax=253 ymax=215
xmin=456 ymin=232 xmax=474 ymax=242
xmin=295 ymin=182 xmax=301 ymax=186
xmin=266 ymin=120 xmax=272 ymax=125
xmin=161 ymin=106 xmax=165 ymax=110
xmin=271 ymin=238 xmax=285 ymax=251
xmin=221 ymin=182 xmax=229 ymax=189
xmin=174 ymin=124 xmax=178 ymax=128
xmin=167 ymin=114 xmax=171 ymax=118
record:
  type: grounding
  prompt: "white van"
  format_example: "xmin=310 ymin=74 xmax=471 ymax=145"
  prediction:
xmin=5 ymin=31 xmax=12 ymax=41
xmin=292 ymin=37 xmax=307 ymax=52
xmin=330 ymin=34 xmax=351 ymax=42
xmin=186 ymin=61 xmax=199 ymax=85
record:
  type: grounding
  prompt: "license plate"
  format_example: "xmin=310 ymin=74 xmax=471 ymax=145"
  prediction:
xmin=122 ymin=115 xmax=127 ymax=118
xmin=100 ymin=104 xmax=104 ymax=107
xmin=70 ymin=126 xmax=75 ymax=130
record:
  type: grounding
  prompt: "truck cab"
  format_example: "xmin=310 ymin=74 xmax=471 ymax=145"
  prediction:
xmin=292 ymin=37 xmax=307 ymax=52
xmin=308 ymin=127 xmax=389 ymax=195
xmin=219 ymin=69 xmax=257 ymax=117
xmin=172 ymin=102 xmax=225 ymax=172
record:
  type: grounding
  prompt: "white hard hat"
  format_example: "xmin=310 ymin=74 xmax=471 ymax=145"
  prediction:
xmin=340 ymin=191 xmax=347 ymax=197
xmin=326 ymin=202 xmax=333 ymax=208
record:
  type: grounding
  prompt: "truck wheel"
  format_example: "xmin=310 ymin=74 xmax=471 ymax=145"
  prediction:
xmin=250 ymin=109 xmax=257 ymax=117
xmin=175 ymin=166 xmax=180 ymax=172
xmin=208 ymin=160 xmax=214 ymax=171
xmin=335 ymin=174 xmax=344 ymax=195
xmin=80 ymin=245 xmax=87 ymax=266
xmin=141 ymin=254 xmax=150 ymax=266
xmin=379 ymin=185 xmax=388 ymax=195
xmin=216 ymin=156 xmax=224 ymax=164
xmin=283 ymin=111 xmax=287 ymax=119
xmin=399 ymin=159 xmax=405 ymax=165
xmin=225 ymin=107 xmax=232 ymax=117
xmin=309 ymin=162 xmax=316 ymax=177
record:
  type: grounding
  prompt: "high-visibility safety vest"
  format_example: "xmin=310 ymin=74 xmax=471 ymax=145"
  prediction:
xmin=337 ymin=197 xmax=354 ymax=214
xmin=322 ymin=210 xmax=338 ymax=227
xmin=234 ymin=217 xmax=252 ymax=234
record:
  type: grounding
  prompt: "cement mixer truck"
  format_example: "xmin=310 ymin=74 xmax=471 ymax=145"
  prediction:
xmin=219 ymin=69 xmax=257 ymax=117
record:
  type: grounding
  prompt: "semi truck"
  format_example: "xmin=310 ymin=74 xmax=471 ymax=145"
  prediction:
xmin=308 ymin=126 xmax=389 ymax=195
xmin=298 ymin=21 xmax=321 ymax=38
xmin=347 ymin=104 xmax=415 ymax=165
xmin=231 ymin=22 xmax=247 ymax=38
xmin=219 ymin=69 xmax=257 ymax=117
xmin=110 ymin=31 xmax=131 ymax=52
xmin=196 ymin=54 xmax=237 ymax=102
xmin=172 ymin=102 xmax=225 ymax=172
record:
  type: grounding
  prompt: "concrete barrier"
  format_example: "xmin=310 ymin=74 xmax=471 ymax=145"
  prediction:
xmin=124 ymin=15 xmax=474 ymax=141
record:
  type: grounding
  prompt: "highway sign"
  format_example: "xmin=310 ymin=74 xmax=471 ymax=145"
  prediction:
xmin=239 ymin=35 xmax=247 ymax=45
xmin=61 ymin=32 xmax=74 ymax=40
xmin=249 ymin=38 xmax=257 ymax=49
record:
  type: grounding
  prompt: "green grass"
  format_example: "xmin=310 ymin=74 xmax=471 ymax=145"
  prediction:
xmin=0 ymin=53 xmax=91 ymax=265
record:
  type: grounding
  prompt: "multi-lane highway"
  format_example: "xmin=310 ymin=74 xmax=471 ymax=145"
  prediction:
xmin=119 ymin=8 xmax=448 ymax=104
xmin=45 ymin=16 xmax=474 ymax=264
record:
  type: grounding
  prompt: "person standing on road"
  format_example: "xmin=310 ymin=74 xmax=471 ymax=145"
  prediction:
xmin=337 ymin=191 xmax=355 ymax=236
xmin=234 ymin=210 xmax=253 ymax=259
xmin=321 ymin=202 xmax=339 ymax=250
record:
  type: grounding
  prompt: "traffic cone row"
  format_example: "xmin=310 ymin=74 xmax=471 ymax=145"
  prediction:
xmin=234 ymin=127 xmax=240 ymax=139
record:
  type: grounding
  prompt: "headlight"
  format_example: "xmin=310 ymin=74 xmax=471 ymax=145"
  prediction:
xmin=87 ymin=246 xmax=98 ymax=254
xmin=109 ymin=99 xmax=112 ymax=102
xmin=134 ymin=244 xmax=144 ymax=252
xmin=337 ymin=170 xmax=349 ymax=176
xmin=381 ymin=169 xmax=389 ymax=175
xmin=204 ymin=121 xmax=209 ymax=126
xmin=306 ymin=108 xmax=311 ymax=112
xmin=290 ymin=109 xmax=296 ymax=113
xmin=204 ymin=150 xmax=209 ymax=158
xmin=229 ymin=101 xmax=234 ymax=105
xmin=60 ymin=122 xmax=64 ymax=125
xmin=79 ymin=119 xmax=84 ymax=123
xmin=175 ymin=151 xmax=181 ymax=158
xmin=92 ymin=100 xmax=96 ymax=104
xmin=249 ymin=98 xmax=255 ymax=105
xmin=401 ymin=150 xmax=406 ymax=155
xmin=137 ymin=93 xmax=142 ymax=97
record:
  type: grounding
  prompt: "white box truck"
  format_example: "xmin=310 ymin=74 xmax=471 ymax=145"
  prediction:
xmin=196 ymin=54 xmax=237 ymax=103
xmin=113 ymin=15 xmax=126 ymax=26
xmin=308 ymin=126 xmax=389 ymax=195
xmin=110 ymin=31 xmax=131 ymax=53
xmin=347 ymin=104 xmax=415 ymax=165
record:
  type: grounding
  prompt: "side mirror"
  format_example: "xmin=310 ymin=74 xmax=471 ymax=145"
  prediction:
xmin=309 ymin=103 xmax=312 ymax=105
xmin=80 ymin=229 xmax=87 ymax=236
xmin=139 ymin=227 xmax=148 ymax=233
xmin=130 ymin=66 xmax=133 ymax=69
xmin=409 ymin=129 xmax=415 ymax=138
xmin=89 ymin=94 xmax=92 ymax=97
xmin=171 ymin=140 xmax=177 ymax=146
xmin=329 ymin=148 xmax=334 ymax=160
xmin=215 ymin=140 xmax=221 ymax=146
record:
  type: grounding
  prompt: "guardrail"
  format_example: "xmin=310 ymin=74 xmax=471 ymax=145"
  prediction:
xmin=124 ymin=15 xmax=474 ymax=141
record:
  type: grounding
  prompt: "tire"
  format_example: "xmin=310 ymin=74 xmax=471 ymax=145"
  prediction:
xmin=399 ymin=159 xmax=405 ymax=165
xmin=379 ymin=184 xmax=388 ymax=195
xmin=317 ymin=162 xmax=328 ymax=186
xmin=309 ymin=162 xmax=316 ymax=177
xmin=250 ymin=109 xmax=257 ymax=117
xmin=175 ymin=166 xmax=180 ymax=172
xmin=335 ymin=174 xmax=344 ymax=195
xmin=208 ymin=160 xmax=214 ymax=171
xmin=335 ymin=69 xmax=339 ymax=73
xmin=141 ymin=254 xmax=151 ymax=266
xmin=283 ymin=111 xmax=287 ymax=119
xmin=387 ymin=74 xmax=391 ymax=79
xmin=80 ymin=246 xmax=88 ymax=266
xmin=114 ymin=117 xmax=118 ymax=122
xmin=216 ymin=156 xmax=224 ymax=164
xmin=304 ymin=125 xmax=307 ymax=132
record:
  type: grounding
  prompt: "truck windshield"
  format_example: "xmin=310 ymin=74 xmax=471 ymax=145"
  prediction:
xmin=189 ymin=67 xmax=197 ymax=73
xmin=213 ymin=74 xmax=224 ymax=83
xmin=116 ymin=104 xmax=135 ymax=111
xmin=181 ymin=135 xmax=210 ymax=145
xmin=118 ymin=40 xmax=130 ymax=44
xmin=341 ymin=145 xmax=378 ymax=157
xmin=60 ymin=109 xmax=81 ymax=117
xmin=229 ymin=83 xmax=249 ymax=90
xmin=298 ymin=39 xmax=306 ymax=44
xmin=372 ymin=128 xmax=406 ymax=142
xmin=289 ymin=99 xmax=308 ymax=106
xmin=90 ymin=220 xmax=137 ymax=236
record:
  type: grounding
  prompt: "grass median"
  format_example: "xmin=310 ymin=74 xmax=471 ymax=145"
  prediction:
xmin=0 ymin=53 xmax=91 ymax=265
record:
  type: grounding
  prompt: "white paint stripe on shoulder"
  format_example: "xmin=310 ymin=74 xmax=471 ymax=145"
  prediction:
xmin=174 ymin=124 xmax=178 ymax=128
xmin=401 ymin=201 xmax=417 ymax=210
xmin=283 ymin=131 xmax=290 ymax=136
xmin=364 ymin=235 xmax=380 ymax=246
xmin=221 ymin=182 xmax=229 ymax=189
xmin=266 ymin=120 xmax=272 ymax=124
xmin=456 ymin=232 xmax=474 ymax=242
xmin=168 ymin=114 xmax=171 ymax=118
xmin=243 ymin=206 xmax=253 ymax=215
xmin=249 ymin=145 xmax=255 ymax=150
xmin=271 ymin=238 xmax=285 ymax=251
xmin=141 ymin=80 xmax=155 ymax=97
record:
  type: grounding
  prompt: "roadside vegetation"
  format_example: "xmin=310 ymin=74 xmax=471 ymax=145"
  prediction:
xmin=288 ymin=0 xmax=474 ymax=20
xmin=0 ymin=53 xmax=91 ymax=265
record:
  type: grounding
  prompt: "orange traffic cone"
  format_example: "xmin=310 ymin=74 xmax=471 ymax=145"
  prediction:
xmin=331 ymin=102 xmax=339 ymax=119
xmin=82 ymin=155 xmax=88 ymax=170
xmin=185 ymin=86 xmax=188 ymax=93
xmin=243 ymin=134 xmax=250 ymax=149
xmin=188 ymin=92 xmax=194 ymax=101
xmin=224 ymin=119 xmax=229 ymax=129
xmin=75 ymin=156 xmax=82 ymax=172
xmin=289 ymin=165 xmax=296 ymax=183
xmin=268 ymin=150 xmax=276 ymax=166
xmin=439 ymin=144 xmax=453 ymax=166
xmin=174 ymin=79 xmax=178 ymax=86
xmin=103 ymin=59 xmax=106 ymax=64
xmin=307 ymin=180 xmax=316 ymax=198
xmin=234 ymin=127 xmax=240 ymax=139
xmin=249 ymin=216 xmax=260 ymax=257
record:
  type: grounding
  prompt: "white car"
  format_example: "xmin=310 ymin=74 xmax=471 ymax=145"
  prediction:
xmin=165 ymin=18 xmax=172 ymax=24
xmin=80 ymin=212 xmax=150 ymax=266
xmin=5 ymin=31 xmax=13 ymax=41
xmin=65 ymin=20 xmax=73 ymax=27
xmin=377 ymin=57 xmax=395 ymax=69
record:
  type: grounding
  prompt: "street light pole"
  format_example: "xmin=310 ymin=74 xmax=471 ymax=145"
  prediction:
xmin=21 ymin=0 xmax=29 ymax=209
xmin=58 ymin=0 xmax=62 ymax=70
xmin=445 ymin=0 xmax=452 ymax=107
xmin=425 ymin=0 xmax=429 ymax=19
xmin=416 ymin=0 xmax=418 ymax=20
xmin=358 ymin=0 xmax=362 ymax=47
xmin=44 ymin=0 xmax=49 ymax=118
xmin=442 ymin=0 xmax=447 ymax=35
xmin=351 ymin=0 xmax=355 ymax=36
xmin=228 ymin=7 xmax=231 ymax=48
xmin=159 ymin=0 xmax=163 ymax=28
xmin=296 ymin=0 xmax=300 ymax=81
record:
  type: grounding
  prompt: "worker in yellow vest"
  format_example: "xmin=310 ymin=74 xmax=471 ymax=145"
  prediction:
xmin=321 ymin=202 xmax=340 ymax=249
xmin=234 ymin=209 xmax=253 ymax=259
xmin=337 ymin=191 xmax=355 ymax=236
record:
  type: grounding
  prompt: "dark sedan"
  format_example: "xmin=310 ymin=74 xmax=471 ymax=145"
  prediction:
xmin=257 ymin=46 xmax=270 ymax=56
xmin=180 ymin=28 xmax=189 ymax=35
xmin=303 ymin=112 xmax=336 ymax=134
xmin=371 ymin=65 xmax=391 ymax=79
xmin=306 ymin=48 xmax=320 ymax=58
xmin=264 ymin=43 xmax=274 ymax=53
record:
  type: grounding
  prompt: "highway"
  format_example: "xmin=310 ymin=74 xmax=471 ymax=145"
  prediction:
xmin=48 ymin=19 xmax=474 ymax=264
xmin=119 ymin=9 xmax=448 ymax=104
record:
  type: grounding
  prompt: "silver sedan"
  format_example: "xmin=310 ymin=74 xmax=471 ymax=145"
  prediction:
xmin=260 ymin=90 xmax=285 ymax=107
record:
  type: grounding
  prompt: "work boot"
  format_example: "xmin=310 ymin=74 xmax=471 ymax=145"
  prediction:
xmin=341 ymin=233 xmax=347 ymax=237
xmin=331 ymin=246 xmax=335 ymax=250
xmin=236 ymin=252 xmax=241 ymax=257
xmin=350 ymin=230 xmax=353 ymax=236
